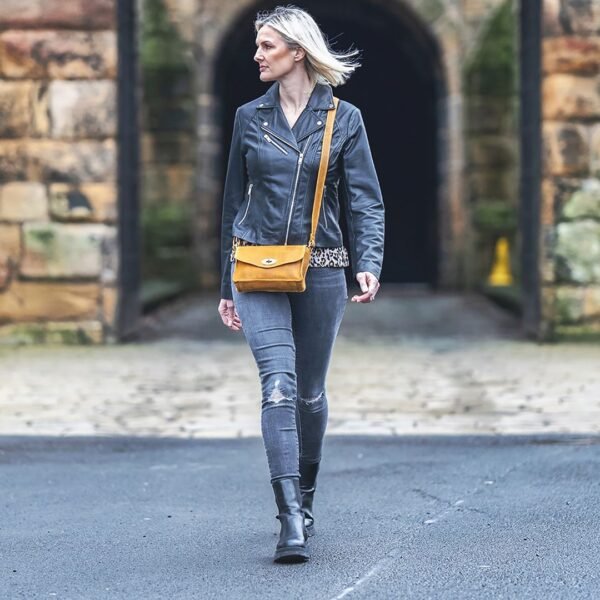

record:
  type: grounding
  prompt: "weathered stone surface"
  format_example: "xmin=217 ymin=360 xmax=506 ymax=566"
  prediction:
xmin=0 ymin=224 xmax=20 ymax=288
xmin=21 ymin=222 xmax=111 ymax=278
xmin=543 ymin=74 xmax=600 ymax=119
xmin=555 ymin=220 xmax=600 ymax=282
xmin=543 ymin=37 xmax=600 ymax=74
xmin=101 ymin=286 xmax=117 ymax=328
xmin=556 ymin=285 xmax=600 ymax=322
xmin=100 ymin=226 xmax=118 ymax=284
xmin=467 ymin=135 xmax=517 ymax=167
xmin=587 ymin=123 xmax=600 ymax=175
xmin=49 ymin=183 xmax=116 ymax=222
xmin=543 ymin=122 xmax=589 ymax=176
xmin=0 ymin=81 xmax=31 ymax=137
xmin=0 ymin=320 xmax=103 ymax=345
xmin=561 ymin=0 xmax=600 ymax=36
xmin=0 ymin=0 xmax=115 ymax=30
xmin=0 ymin=81 xmax=49 ymax=137
xmin=543 ymin=0 xmax=563 ymax=36
xmin=26 ymin=140 xmax=116 ymax=183
xmin=0 ymin=142 xmax=27 ymax=182
xmin=49 ymin=81 xmax=116 ymax=139
xmin=0 ymin=224 xmax=20 ymax=258
xmin=0 ymin=182 xmax=47 ymax=222
xmin=561 ymin=178 xmax=600 ymax=219
xmin=0 ymin=31 xmax=117 ymax=79
xmin=0 ymin=281 xmax=99 ymax=322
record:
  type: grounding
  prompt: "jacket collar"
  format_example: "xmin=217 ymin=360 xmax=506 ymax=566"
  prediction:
xmin=255 ymin=81 xmax=336 ymax=150
xmin=256 ymin=80 xmax=335 ymax=111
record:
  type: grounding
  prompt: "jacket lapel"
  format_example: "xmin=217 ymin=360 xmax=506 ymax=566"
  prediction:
xmin=256 ymin=81 xmax=336 ymax=149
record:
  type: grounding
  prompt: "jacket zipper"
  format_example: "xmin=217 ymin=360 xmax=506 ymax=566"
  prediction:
xmin=322 ymin=184 xmax=328 ymax=230
xmin=264 ymin=133 xmax=289 ymax=155
xmin=284 ymin=133 xmax=313 ymax=245
xmin=260 ymin=124 xmax=298 ymax=153
xmin=238 ymin=183 xmax=253 ymax=225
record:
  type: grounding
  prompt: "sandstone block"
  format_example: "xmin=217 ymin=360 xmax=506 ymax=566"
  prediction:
xmin=0 ymin=30 xmax=117 ymax=79
xmin=543 ymin=0 xmax=564 ymax=35
xmin=0 ymin=81 xmax=31 ymax=137
xmin=561 ymin=179 xmax=600 ymax=219
xmin=561 ymin=0 xmax=600 ymax=35
xmin=0 ymin=141 xmax=27 ymax=182
xmin=0 ymin=224 xmax=20 ymax=288
xmin=101 ymin=285 xmax=117 ymax=328
xmin=0 ymin=280 xmax=99 ymax=322
xmin=0 ymin=182 xmax=47 ymax=221
xmin=26 ymin=140 xmax=116 ymax=183
xmin=0 ymin=0 xmax=115 ymax=30
xmin=49 ymin=81 xmax=116 ymax=139
xmin=49 ymin=183 xmax=116 ymax=222
xmin=555 ymin=219 xmax=600 ymax=282
xmin=587 ymin=123 xmax=600 ymax=175
xmin=100 ymin=226 xmax=118 ymax=284
xmin=21 ymin=222 xmax=111 ymax=278
xmin=543 ymin=37 xmax=600 ymax=74
xmin=556 ymin=285 xmax=600 ymax=322
xmin=543 ymin=122 xmax=589 ymax=176
xmin=543 ymin=74 xmax=600 ymax=119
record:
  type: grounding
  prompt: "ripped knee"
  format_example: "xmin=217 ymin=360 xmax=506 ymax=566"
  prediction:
xmin=298 ymin=390 xmax=326 ymax=412
xmin=263 ymin=377 xmax=295 ymax=405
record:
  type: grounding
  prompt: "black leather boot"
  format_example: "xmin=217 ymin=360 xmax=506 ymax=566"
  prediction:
xmin=299 ymin=461 xmax=320 ymax=536
xmin=272 ymin=477 xmax=310 ymax=563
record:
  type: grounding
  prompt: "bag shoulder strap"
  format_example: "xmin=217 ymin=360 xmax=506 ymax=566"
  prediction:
xmin=308 ymin=96 xmax=339 ymax=248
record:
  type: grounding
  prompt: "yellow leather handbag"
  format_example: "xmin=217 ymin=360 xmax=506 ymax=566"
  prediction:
xmin=232 ymin=96 xmax=339 ymax=293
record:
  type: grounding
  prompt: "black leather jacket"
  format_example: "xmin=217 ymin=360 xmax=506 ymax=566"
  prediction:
xmin=220 ymin=80 xmax=385 ymax=299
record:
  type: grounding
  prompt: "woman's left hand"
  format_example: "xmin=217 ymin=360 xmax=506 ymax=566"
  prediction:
xmin=351 ymin=272 xmax=380 ymax=303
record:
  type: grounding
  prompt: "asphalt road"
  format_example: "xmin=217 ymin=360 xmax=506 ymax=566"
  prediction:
xmin=2 ymin=433 xmax=599 ymax=599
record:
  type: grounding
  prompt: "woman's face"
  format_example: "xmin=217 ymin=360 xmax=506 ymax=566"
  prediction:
xmin=254 ymin=25 xmax=303 ymax=81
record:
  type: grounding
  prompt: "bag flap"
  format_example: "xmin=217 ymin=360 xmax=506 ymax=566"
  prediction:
xmin=234 ymin=244 xmax=308 ymax=268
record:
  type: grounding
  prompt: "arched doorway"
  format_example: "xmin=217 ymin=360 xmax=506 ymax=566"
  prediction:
xmin=214 ymin=0 xmax=444 ymax=286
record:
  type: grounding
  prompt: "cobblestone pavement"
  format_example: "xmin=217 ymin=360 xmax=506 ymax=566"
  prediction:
xmin=1 ymin=286 xmax=599 ymax=438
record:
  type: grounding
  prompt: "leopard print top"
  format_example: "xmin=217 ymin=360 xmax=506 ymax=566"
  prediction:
xmin=230 ymin=236 xmax=349 ymax=268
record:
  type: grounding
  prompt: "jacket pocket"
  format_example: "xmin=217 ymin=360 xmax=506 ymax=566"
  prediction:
xmin=238 ymin=183 xmax=253 ymax=226
xmin=263 ymin=133 xmax=289 ymax=155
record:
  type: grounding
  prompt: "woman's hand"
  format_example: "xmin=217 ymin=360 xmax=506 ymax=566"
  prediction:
xmin=351 ymin=272 xmax=380 ymax=303
xmin=218 ymin=299 xmax=243 ymax=331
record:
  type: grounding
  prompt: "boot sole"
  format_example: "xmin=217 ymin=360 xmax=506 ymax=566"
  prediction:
xmin=274 ymin=546 xmax=310 ymax=563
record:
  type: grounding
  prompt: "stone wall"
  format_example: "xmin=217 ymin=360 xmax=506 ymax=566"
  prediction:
xmin=139 ymin=0 xmax=197 ymax=304
xmin=464 ymin=0 xmax=519 ymax=289
xmin=0 ymin=0 xmax=119 ymax=344
xmin=542 ymin=0 xmax=600 ymax=337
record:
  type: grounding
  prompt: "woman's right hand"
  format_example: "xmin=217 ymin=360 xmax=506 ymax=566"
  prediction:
xmin=218 ymin=298 xmax=242 ymax=331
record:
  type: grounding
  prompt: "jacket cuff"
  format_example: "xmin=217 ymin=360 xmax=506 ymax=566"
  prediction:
xmin=354 ymin=260 xmax=382 ymax=281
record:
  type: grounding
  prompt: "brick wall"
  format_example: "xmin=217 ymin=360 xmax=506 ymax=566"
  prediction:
xmin=541 ymin=0 xmax=600 ymax=337
xmin=0 ymin=0 xmax=119 ymax=344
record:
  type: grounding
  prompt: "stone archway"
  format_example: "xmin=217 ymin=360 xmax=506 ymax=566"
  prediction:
xmin=194 ymin=0 xmax=467 ymax=292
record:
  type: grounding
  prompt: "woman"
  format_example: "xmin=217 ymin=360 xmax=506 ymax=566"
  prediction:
xmin=217 ymin=5 xmax=385 ymax=563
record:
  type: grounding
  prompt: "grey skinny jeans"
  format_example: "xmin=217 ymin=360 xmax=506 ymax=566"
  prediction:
xmin=231 ymin=262 xmax=348 ymax=483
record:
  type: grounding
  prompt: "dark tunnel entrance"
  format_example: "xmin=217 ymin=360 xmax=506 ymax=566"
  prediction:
xmin=215 ymin=0 xmax=444 ymax=286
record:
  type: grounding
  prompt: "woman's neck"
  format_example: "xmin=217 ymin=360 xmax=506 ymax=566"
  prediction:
xmin=278 ymin=73 xmax=316 ymax=113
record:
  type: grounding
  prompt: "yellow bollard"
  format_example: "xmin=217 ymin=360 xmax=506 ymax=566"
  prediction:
xmin=487 ymin=236 xmax=513 ymax=286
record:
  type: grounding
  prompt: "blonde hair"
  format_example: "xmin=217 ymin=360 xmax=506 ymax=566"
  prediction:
xmin=254 ymin=5 xmax=362 ymax=87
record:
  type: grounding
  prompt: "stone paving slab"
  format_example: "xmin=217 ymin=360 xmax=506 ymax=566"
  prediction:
xmin=1 ymin=288 xmax=599 ymax=438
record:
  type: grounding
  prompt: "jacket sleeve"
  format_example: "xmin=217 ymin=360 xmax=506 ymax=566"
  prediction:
xmin=339 ymin=107 xmax=385 ymax=280
xmin=220 ymin=107 xmax=248 ymax=300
